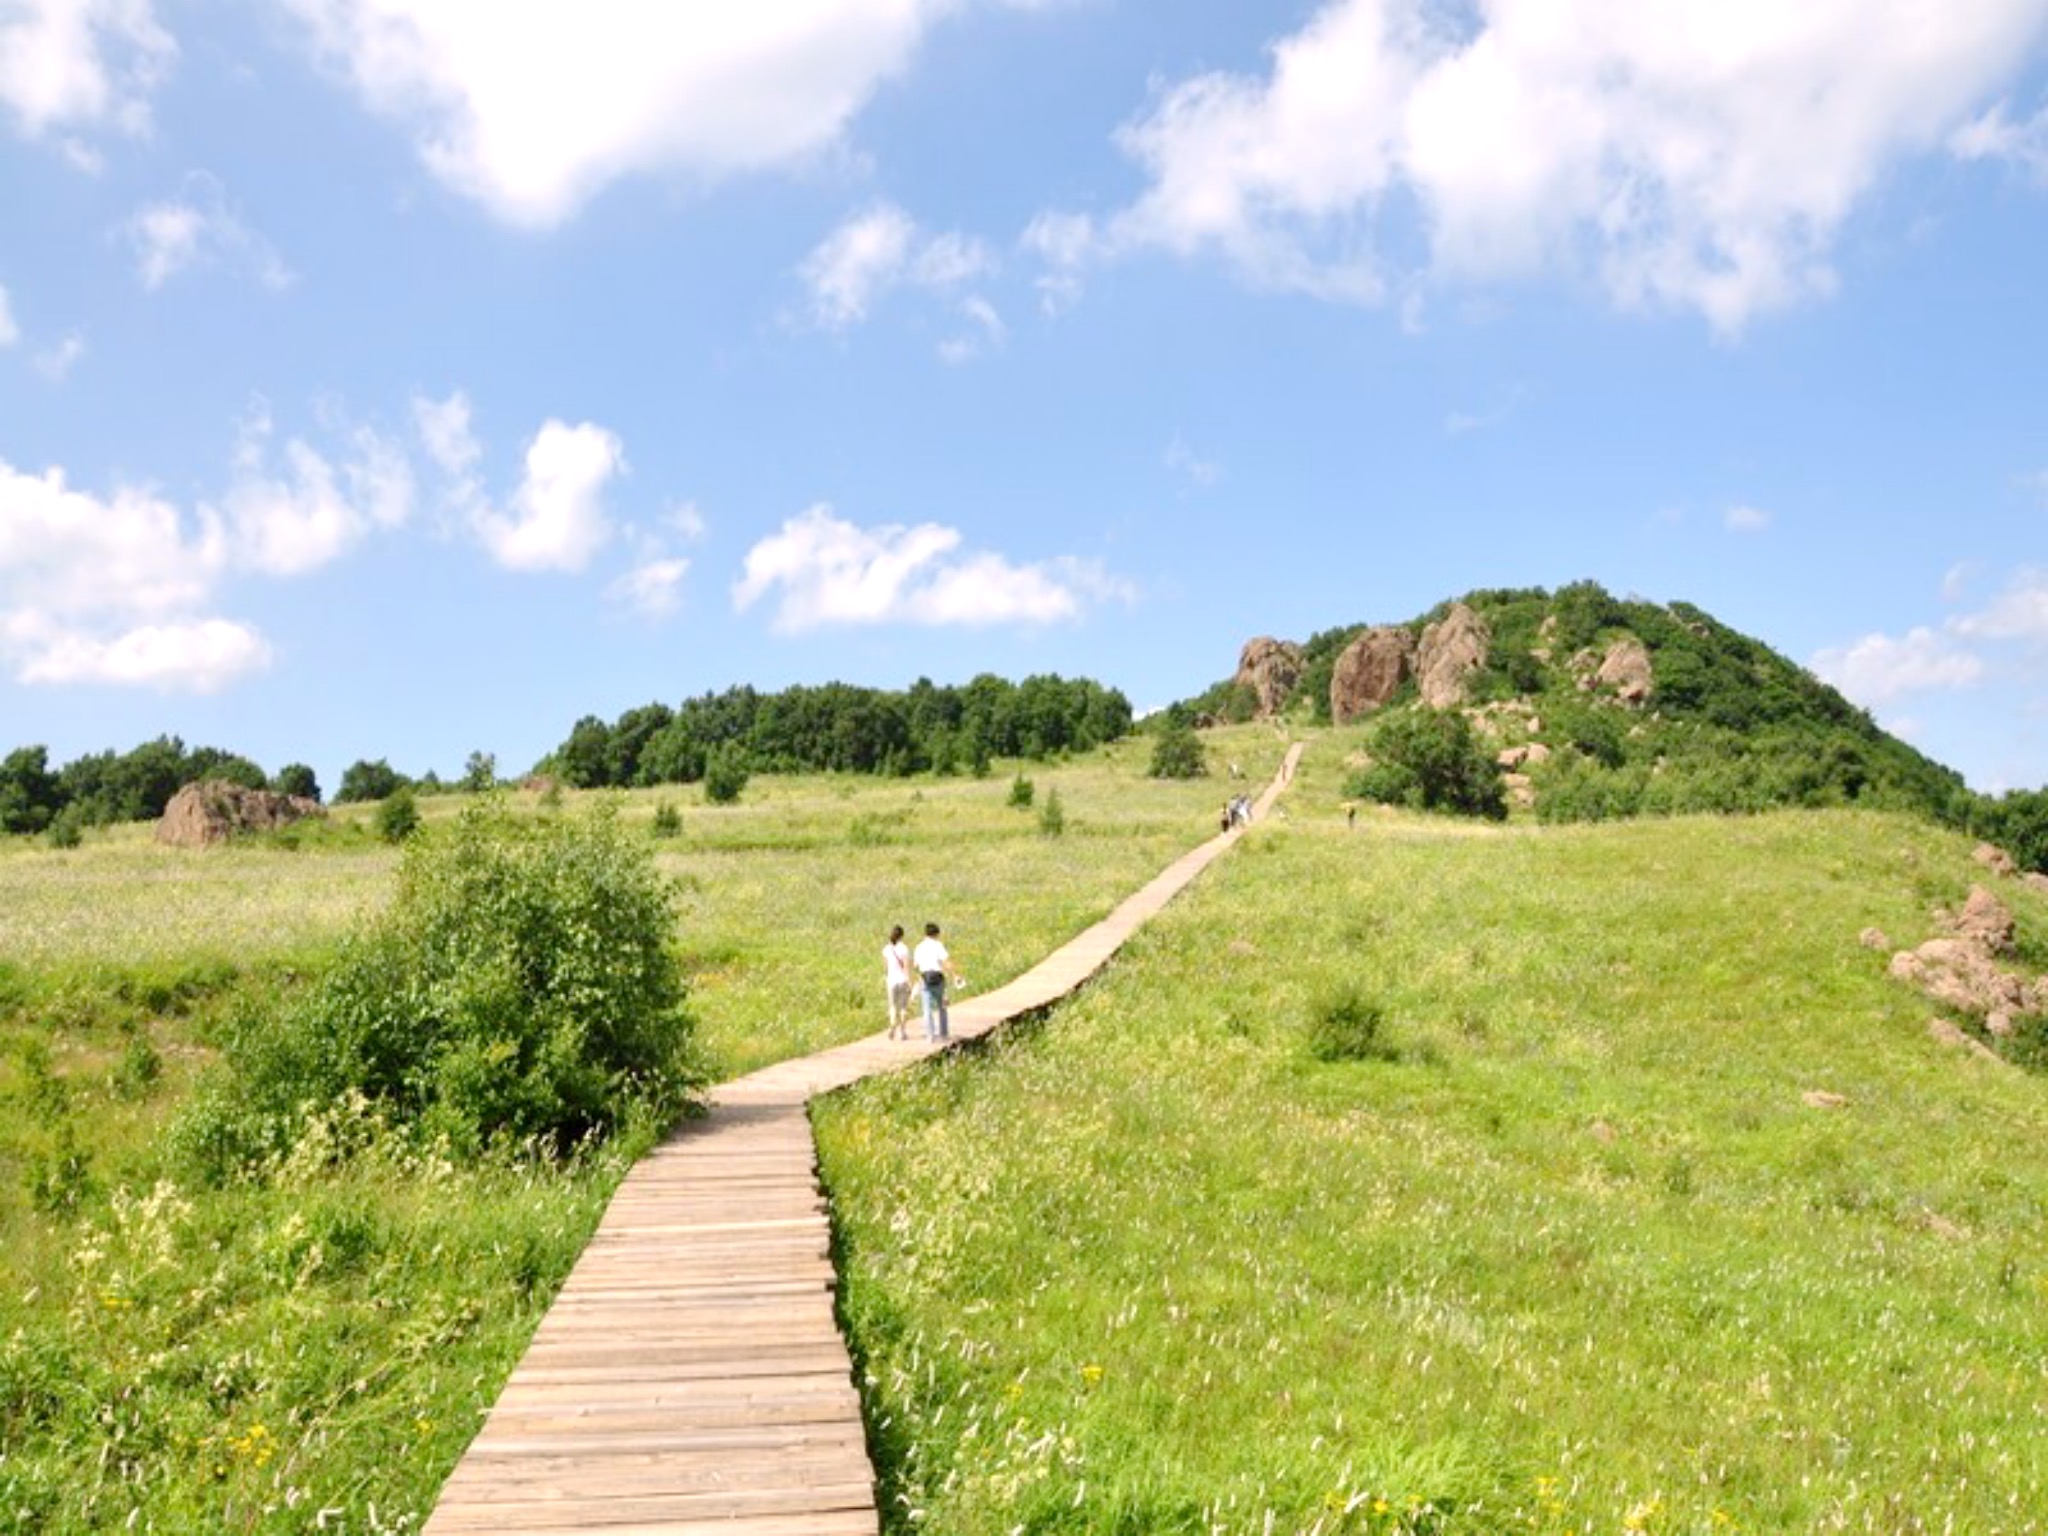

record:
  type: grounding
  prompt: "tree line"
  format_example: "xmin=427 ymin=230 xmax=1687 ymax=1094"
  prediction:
xmin=541 ymin=674 xmax=1134 ymax=788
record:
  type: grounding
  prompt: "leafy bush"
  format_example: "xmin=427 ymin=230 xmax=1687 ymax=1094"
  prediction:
xmin=1347 ymin=708 xmax=1506 ymax=819
xmin=43 ymin=805 xmax=85 ymax=849
xmin=336 ymin=758 xmax=406 ymax=804
xmin=1039 ymin=787 xmax=1066 ymax=837
xmin=1007 ymin=773 xmax=1035 ymax=808
xmin=650 ymin=800 xmax=683 ymax=838
xmin=271 ymin=762 xmax=320 ymax=801
xmin=375 ymin=786 xmax=421 ymax=843
xmin=703 ymin=745 xmax=749 ymax=805
xmin=1149 ymin=721 xmax=1207 ymax=779
xmin=1305 ymin=988 xmax=1396 ymax=1063
xmin=180 ymin=801 xmax=695 ymax=1171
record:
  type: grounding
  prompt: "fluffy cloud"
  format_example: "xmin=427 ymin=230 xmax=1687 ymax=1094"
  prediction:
xmin=473 ymin=421 xmax=623 ymax=573
xmin=1811 ymin=626 xmax=1986 ymax=706
xmin=1952 ymin=569 xmax=2048 ymax=641
xmin=605 ymin=557 xmax=690 ymax=620
xmin=802 ymin=203 xmax=995 ymax=329
xmin=1951 ymin=98 xmax=2048 ymax=180
xmin=1724 ymin=504 xmax=1772 ymax=533
xmin=732 ymin=503 xmax=1130 ymax=633
xmin=124 ymin=175 xmax=292 ymax=290
xmin=215 ymin=407 xmax=414 ymax=576
xmin=282 ymin=3 xmax=955 ymax=226
xmin=0 ymin=0 xmax=175 ymax=155
xmin=35 ymin=332 xmax=85 ymax=380
xmin=1054 ymin=0 xmax=2048 ymax=330
xmin=0 ymin=456 xmax=270 ymax=692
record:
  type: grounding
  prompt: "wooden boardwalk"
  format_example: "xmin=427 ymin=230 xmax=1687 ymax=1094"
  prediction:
xmin=425 ymin=747 xmax=1301 ymax=1535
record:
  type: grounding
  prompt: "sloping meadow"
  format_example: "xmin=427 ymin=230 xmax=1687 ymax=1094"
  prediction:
xmin=814 ymin=746 xmax=2048 ymax=1533
xmin=0 ymin=741 xmax=1263 ymax=1531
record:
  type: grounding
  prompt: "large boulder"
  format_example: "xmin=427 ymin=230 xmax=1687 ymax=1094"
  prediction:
xmin=156 ymin=780 xmax=324 ymax=848
xmin=1330 ymin=627 xmax=1413 ymax=725
xmin=1415 ymin=602 xmax=1490 ymax=709
xmin=1594 ymin=638 xmax=1654 ymax=705
xmin=1233 ymin=637 xmax=1304 ymax=719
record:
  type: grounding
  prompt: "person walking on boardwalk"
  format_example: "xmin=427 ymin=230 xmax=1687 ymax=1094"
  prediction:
xmin=913 ymin=922 xmax=957 ymax=1041
xmin=883 ymin=924 xmax=914 ymax=1040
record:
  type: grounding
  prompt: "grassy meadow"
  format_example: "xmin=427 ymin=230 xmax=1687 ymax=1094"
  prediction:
xmin=814 ymin=735 xmax=2048 ymax=1533
xmin=0 ymin=737 xmax=1265 ymax=1532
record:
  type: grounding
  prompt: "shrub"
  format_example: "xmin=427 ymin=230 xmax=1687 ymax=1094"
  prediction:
xmin=272 ymin=762 xmax=320 ymax=801
xmin=43 ymin=805 xmax=85 ymax=849
xmin=651 ymin=800 xmax=683 ymax=838
xmin=1039 ymin=787 xmax=1066 ymax=837
xmin=703 ymin=746 xmax=749 ymax=805
xmin=1149 ymin=721 xmax=1207 ymax=779
xmin=1347 ymin=708 xmax=1506 ymax=819
xmin=1007 ymin=773 xmax=1035 ymax=809
xmin=336 ymin=758 xmax=405 ymax=804
xmin=1305 ymin=988 xmax=1396 ymax=1063
xmin=183 ymin=801 xmax=696 ymax=1169
xmin=376 ymin=786 xmax=421 ymax=843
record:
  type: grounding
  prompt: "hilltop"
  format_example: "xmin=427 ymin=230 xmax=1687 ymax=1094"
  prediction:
xmin=1181 ymin=581 xmax=2048 ymax=861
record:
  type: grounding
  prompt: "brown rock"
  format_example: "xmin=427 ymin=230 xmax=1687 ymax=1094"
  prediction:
xmin=1952 ymin=885 xmax=2016 ymax=955
xmin=1329 ymin=627 xmax=1414 ymax=725
xmin=2025 ymin=872 xmax=2048 ymax=896
xmin=1927 ymin=1017 xmax=2003 ymax=1064
xmin=1415 ymin=602 xmax=1490 ymax=709
xmin=1986 ymin=1010 xmax=2017 ymax=1038
xmin=1974 ymin=842 xmax=2018 ymax=877
xmin=1595 ymin=638 xmax=1654 ymax=705
xmin=1858 ymin=926 xmax=1890 ymax=951
xmin=1234 ymin=637 xmax=1305 ymax=719
xmin=1496 ymin=742 xmax=1553 ymax=770
xmin=156 ymin=780 xmax=324 ymax=848
xmin=1589 ymin=1119 xmax=1618 ymax=1143
xmin=1801 ymin=1089 xmax=1849 ymax=1110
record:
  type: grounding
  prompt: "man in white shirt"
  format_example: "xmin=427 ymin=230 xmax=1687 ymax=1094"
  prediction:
xmin=883 ymin=925 xmax=913 ymax=1040
xmin=912 ymin=922 xmax=956 ymax=1041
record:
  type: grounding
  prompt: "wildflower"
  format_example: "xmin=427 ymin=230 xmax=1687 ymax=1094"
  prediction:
xmin=1079 ymin=1363 xmax=1104 ymax=1386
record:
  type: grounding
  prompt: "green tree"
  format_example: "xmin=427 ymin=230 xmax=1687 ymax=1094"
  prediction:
xmin=0 ymin=746 xmax=64 ymax=834
xmin=1149 ymin=720 xmax=1208 ymax=779
xmin=703 ymin=745 xmax=749 ymax=805
xmin=462 ymin=750 xmax=498 ymax=793
xmin=376 ymin=786 xmax=422 ymax=843
xmin=272 ymin=763 xmax=321 ymax=802
xmin=337 ymin=759 xmax=405 ymax=804
xmin=1349 ymin=708 xmax=1506 ymax=819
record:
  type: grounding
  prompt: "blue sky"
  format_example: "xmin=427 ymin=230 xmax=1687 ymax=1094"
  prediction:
xmin=3 ymin=1 xmax=2047 ymax=794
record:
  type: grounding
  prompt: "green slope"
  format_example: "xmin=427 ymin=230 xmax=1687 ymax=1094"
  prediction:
xmin=816 ymin=737 xmax=2048 ymax=1533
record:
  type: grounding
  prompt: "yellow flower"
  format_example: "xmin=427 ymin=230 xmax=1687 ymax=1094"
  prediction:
xmin=1079 ymin=1363 xmax=1104 ymax=1386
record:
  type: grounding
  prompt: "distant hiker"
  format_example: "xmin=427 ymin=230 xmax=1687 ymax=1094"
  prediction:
xmin=883 ymin=924 xmax=913 ymax=1040
xmin=1220 ymin=803 xmax=1233 ymax=834
xmin=1347 ymin=804 xmax=1357 ymax=830
xmin=914 ymin=922 xmax=957 ymax=1041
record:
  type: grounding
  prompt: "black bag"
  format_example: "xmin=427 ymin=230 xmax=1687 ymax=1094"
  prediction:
xmin=921 ymin=969 xmax=946 ymax=988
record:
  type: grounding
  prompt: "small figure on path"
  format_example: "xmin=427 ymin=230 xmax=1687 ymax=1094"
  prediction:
xmin=914 ymin=922 xmax=958 ymax=1041
xmin=1347 ymin=804 xmax=1357 ymax=829
xmin=883 ymin=924 xmax=913 ymax=1040
xmin=1220 ymin=802 xmax=1233 ymax=834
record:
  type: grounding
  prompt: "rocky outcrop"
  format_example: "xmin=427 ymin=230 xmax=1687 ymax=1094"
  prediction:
xmin=1234 ymin=637 xmax=1304 ymax=719
xmin=1887 ymin=885 xmax=2046 ymax=1041
xmin=1973 ymin=843 xmax=2018 ymax=878
xmin=156 ymin=780 xmax=324 ymax=848
xmin=1496 ymin=742 xmax=1552 ymax=770
xmin=1949 ymin=885 xmax=2016 ymax=955
xmin=1329 ymin=627 xmax=1413 ymax=725
xmin=1594 ymin=638 xmax=1654 ymax=705
xmin=1415 ymin=603 xmax=1489 ymax=709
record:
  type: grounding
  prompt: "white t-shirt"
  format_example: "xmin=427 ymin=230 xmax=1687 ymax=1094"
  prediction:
xmin=883 ymin=940 xmax=911 ymax=988
xmin=912 ymin=935 xmax=949 ymax=979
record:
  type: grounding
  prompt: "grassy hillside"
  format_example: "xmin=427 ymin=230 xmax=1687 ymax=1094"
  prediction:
xmin=815 ymin=735 xmax=2048 ymax=1533
xmin=0 ymin=740 xmax=1259 ymax=1532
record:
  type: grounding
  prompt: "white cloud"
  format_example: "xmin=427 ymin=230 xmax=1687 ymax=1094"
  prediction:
xmin=1942 ymin=560 xmax=1979 ymax=604
xmin=213 ymin=407 xmax=413 ymax=576
xmin=0 ymin=283 xmax=17 ymax=346
xmin=281 ymin=2 xmax=949 ymax=226
xmin=802 ymin=203 xmax=994 ymax=330
xmin=0 ymin=455 xmax=272 ymax=692
xmin=605 ymin=556 xmax=689 ymax=620
xmin=732 ymin=502 xmax=1131 ymax=633
xmin=1164 ymin=436 xmax=1220 ymax=488
xmin=1056 ymin=0 xmax=2048 ymax=330
xmin=0 ymin=0 xmax=175 ymax=150
xmin=1953 ymin=569 xmax=2048 ymax=641
xmin=414 ymin=389 xmax=483 ymax=477
xmin=937 ymin=295 xmax=1007 ymax=364
xmin=1951 ymin=97 xmax=2048 ymax=180
xmin=124 ymin=175 xmax=292 ymax=290
xmin=1724 ymin=504 xmax=1772 ymax=533
xmin=34 ymin=332 xmax=85 ymax=379
xmin=1811 ymin=626 xmax=1986 ymax=706
xmin=1021 ymin=210 xmax=1093 ymax=313
xmin=664 ymin=501 xmax=708 ymax=543
xmin=473 ymin=420 xmax=623 ymax=573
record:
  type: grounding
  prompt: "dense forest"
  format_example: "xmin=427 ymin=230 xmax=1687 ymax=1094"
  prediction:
xmin=0 ymin=673 xmax=1134 ymax=840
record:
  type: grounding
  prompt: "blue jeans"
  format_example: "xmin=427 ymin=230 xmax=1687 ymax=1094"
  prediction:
xmin=922 ymin=978 xmax=948 ymax=1039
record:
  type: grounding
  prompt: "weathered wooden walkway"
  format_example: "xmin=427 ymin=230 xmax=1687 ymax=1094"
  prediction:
xmin=424 ymin=747 xmax=1301 ymax=1534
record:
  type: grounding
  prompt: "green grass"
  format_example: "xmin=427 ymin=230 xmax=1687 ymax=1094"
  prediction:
xmin=813 ymin=735 xmax=2048 ymax=1533
xmin=0 ymin=735 xmax=1266 ymax=1531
